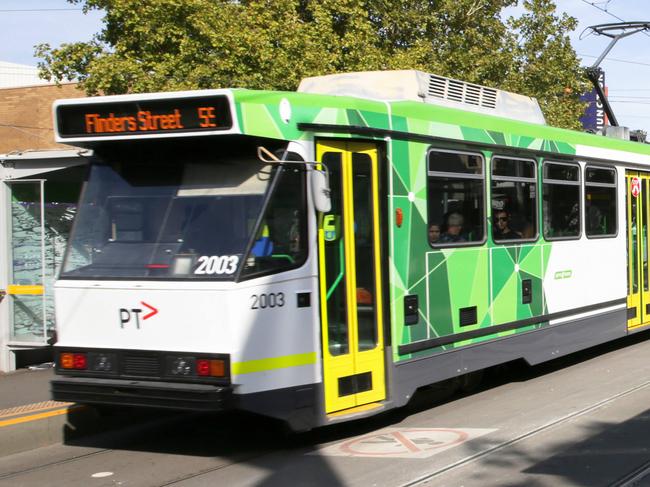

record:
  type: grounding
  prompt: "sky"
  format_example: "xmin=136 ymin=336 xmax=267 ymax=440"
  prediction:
xmin=1 ymin=0 xmax=650 ymax=134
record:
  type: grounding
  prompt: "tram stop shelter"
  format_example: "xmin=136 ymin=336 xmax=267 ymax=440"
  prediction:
xmin=0 ymin=150 xmax=87 ymax=372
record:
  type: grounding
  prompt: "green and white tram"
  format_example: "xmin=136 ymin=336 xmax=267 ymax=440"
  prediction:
xmin=51 ymin=70 xmax=648 ymax=430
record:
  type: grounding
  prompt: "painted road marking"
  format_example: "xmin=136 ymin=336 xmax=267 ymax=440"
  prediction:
xmin=91 ymin=472 xmax=114 ymax=478
xmin=315 ymin=427 xmax=496 ymax=459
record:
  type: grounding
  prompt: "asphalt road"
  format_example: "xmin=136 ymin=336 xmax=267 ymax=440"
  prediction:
xmin=3 ymin=331 xmax=650 ymax=486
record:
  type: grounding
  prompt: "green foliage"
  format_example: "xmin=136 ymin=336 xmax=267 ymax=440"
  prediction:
xmin=505 ymin=0 xmax=589 ymax=129
xmin=36 ymin=0 xmax=587 ymax=129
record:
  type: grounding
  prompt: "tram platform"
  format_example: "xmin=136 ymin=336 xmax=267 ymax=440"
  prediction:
xmin=0 ymin=367 xmax=178 ymax=458
xmin=0 ymin=367 xmax=85 ymax=457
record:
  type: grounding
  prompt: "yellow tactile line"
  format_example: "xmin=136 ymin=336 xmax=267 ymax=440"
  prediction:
xmin=0 ymin=406 xmax=86 ymax=428
xmin=0 ymin=400 xmax=73 ymax=420
xmin=0 ymin=401 xmax=85 ymax=428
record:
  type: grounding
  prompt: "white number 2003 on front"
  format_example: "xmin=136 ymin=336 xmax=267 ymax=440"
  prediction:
xmin=194 ymin=255 xmax=239 ymax=275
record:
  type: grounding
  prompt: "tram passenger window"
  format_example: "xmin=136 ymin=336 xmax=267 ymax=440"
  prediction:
xmin=491 ymin=157 xmax=537 ymax=242
xmin=427 ymin=150 xmax=485 ymax=247
xmin=542 ymin=162 xmax=580 ymax=240
xmin=585 ymin=166 xmax=617 ymax=237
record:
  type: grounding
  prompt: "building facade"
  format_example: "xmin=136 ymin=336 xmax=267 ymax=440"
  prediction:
xmin=0 ymin=82 xmax=83 ymax=153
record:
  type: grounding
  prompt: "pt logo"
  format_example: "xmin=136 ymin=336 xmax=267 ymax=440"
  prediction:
xmin=119 ymin=301 xmax=158 ymax=329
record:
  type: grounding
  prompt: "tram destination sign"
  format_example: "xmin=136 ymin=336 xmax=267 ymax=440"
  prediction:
xmin=56 ymin=95 xmax=233 ymax=138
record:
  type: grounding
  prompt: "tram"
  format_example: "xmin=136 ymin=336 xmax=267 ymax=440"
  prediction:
xmin=51 ymin=70 xmax=649 ymax=431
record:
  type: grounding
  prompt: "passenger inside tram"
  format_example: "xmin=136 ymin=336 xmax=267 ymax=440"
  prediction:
xmin=493 ymin=209 xmax=521 ymax=240
xmin=438 ymin=212 xmax=466 ymax=243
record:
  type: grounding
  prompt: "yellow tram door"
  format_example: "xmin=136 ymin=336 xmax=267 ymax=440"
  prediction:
xmin=626 ymin=171 xmax=650 ymax=328
xmin=316 ymin=140 xmax=386 ymax=414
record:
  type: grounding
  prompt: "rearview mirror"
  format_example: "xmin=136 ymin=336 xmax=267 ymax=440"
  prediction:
xmin=310 ymin=168 xmax=331 ymax=213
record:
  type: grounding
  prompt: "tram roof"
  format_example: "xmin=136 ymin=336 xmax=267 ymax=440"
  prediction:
xmin=53 ymin=87 xmax=650 ymax=165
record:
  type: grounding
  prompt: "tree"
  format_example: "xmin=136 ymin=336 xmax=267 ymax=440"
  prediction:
xmin=36 ymin=0 xmax=587 ymax=129
xmin=505 ymin=0 xmax=590 ymax=129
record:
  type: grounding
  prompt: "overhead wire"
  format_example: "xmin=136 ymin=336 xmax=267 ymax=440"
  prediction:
xmin=579 ymin=54 xmax=650 ymax=68
xmin=0 ymin=9 xmax=83 ymax=13
xmin=579 ymin=0 xmax=650 ymax=38
xmin=610 ymin=97 xmax=650 ymax=100
xmin=580 ymin=0 xmax=626 ymax=22
xmin=0 ymin=124 xmax=54 ymax=144
xmin=0 ymin=123 xmax=53 ymax=131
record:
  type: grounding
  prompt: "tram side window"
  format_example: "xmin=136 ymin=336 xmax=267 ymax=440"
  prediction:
xmin=240 ymin=165 xmax=308 ymax=278
xmin=585 ymin=166 xmax=617 ymax=237
xmin=491 ymin=157 xmax=537 ymax=242
xmin=542 ymin=161 xmax=581 ymax=240
xmin=427 ymin=150 xmax=485 ymax=246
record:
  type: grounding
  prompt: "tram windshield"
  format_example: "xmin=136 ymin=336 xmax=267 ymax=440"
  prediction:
xmin=60 ymin=141 xmax=307 ymax=280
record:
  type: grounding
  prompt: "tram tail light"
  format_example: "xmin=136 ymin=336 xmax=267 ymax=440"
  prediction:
xmin=165 ymin=354 xmax=229 ymax=380
xmin=73 ymin=353 xmax=88 ymax=369
xmin=197 ymin=359 xmax=225 ymax=377
xmin=197 ymin=360 xmax=209 ymax=376
xmin=60 ymin=352 xmax=87 ymax=370
xmin=60 ymin=353 xmax=74 ymax=369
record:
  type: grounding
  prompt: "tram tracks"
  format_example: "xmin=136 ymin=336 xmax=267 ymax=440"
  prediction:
xmin=131 ymin=374 xmax=650 ymax=486
xmin=0 ymin=410 xmax=201 ymax=483
xmin=0 ymin=449 xmax=112 ymax=481
xmin=3 ymin=372 xmax=650 ymax=486
xmin=400 ymin=378 xmax=650 ymax=487
xmin=0 ymin=406 xmax=289 ymax=487
xmin=0 ymin=437 xmax=271 ymax=487
xmin=611 ymin=459 xmax=650 ymax=487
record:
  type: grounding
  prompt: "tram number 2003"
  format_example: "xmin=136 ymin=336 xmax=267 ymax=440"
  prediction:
xmin=251 ymin=292 xmax=285 ymax=309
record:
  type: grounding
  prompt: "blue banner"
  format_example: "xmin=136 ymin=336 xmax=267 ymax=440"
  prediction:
xmin=581 ymin=71 xmax=607 ymax=132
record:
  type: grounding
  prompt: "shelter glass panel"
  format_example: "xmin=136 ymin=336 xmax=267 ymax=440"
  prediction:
xmin=9 ymin=181 xmax=45 ymax=343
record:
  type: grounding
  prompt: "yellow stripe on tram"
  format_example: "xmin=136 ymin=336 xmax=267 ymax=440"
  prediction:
xmin=232 ymin=352 xmax=317 ymax=375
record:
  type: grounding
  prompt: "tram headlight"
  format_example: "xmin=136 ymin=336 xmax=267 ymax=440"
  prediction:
xmin=89 ymin=352 xmax=115 ymax=372
xmin=167 ymin=357 xmax=196 ymax=376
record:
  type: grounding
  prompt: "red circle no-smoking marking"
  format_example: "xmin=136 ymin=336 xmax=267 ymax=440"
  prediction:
xmin=631 ymin=177 xmax=641 ymax=198
xmin=340 ymin=428 xmax=469 ymax=457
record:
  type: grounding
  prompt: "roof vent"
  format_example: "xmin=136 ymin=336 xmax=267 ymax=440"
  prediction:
xmin=298 ymin=70 xmax=546 ymax=125
xmin=427 ymin=75 xmax=497 ymax=109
